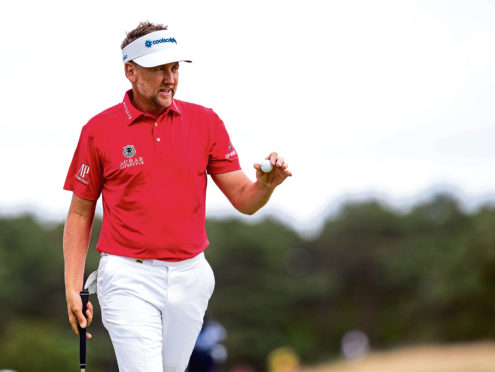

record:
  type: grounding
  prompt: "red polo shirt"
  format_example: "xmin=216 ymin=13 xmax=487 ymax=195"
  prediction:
xmin=64 ymin=90 xmax=241 ymax=261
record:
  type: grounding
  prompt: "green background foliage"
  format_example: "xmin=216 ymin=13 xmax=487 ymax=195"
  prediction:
xmin=1 ymin=193 xmax=495 ymax=371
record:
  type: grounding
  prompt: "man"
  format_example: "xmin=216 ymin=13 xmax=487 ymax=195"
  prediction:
xmin=63 ymin=21 xmax=291 ymax=372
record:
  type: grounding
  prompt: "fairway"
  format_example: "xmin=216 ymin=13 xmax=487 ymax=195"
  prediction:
xmin=304 ymin=342 xmax=495 ymax=372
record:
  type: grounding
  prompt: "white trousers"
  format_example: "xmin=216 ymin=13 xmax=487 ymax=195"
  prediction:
xmin=97 ymin=252 xmax=215 ymax=372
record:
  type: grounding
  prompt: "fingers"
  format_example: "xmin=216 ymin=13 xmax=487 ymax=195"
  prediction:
xmin=86 ymin=301 xmax=94 ymax=328
xmin=68 ymin=310 xmax=80 ymax=335
xmin=68 ymin=305 xmax=94 ymax=339
xmin=77 ymin=307 xmax=87 ymax=329
xmin=257 ymin=152 xmax=292 ymax=186
xmin=67 ymin=293 xmax=95 ymax=337
xmin=77 ymin=300 xmax=94 ymax=329
xmin=265 ymin=153 xmax=290 ymax=172
xmin=267 ymin=152 xmax=278 ymax=165
xmin=282 ymin=169 xmax=293 ymax=177
xmin=276 ymin=157 xmax=288 ymax=170
xmin=67 ymin=293 xmax=83 ymax=335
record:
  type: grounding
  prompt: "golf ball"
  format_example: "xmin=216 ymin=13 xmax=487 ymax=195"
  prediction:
xmin=261 ymin=159 xmax=273 ymax=173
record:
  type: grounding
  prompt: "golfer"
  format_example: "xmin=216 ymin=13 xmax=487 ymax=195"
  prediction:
xmin=63 ymin=21 xmax=291 ymax=372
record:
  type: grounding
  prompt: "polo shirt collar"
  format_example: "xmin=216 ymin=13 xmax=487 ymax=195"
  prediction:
xmin=122 ymin=89 xmax=182 ymax=125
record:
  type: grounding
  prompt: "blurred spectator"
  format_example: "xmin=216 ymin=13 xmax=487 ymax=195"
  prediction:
xmin=188 ymin=320 xmax=227 ymax=372
xmin=267 ymin=347 xmax=300 ymax=372
xmin=341 ymin=330 xmax=369 ymax=360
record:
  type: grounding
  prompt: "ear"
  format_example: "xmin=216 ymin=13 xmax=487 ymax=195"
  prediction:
xmin=125 ymin=62 xmax=137 ymax=83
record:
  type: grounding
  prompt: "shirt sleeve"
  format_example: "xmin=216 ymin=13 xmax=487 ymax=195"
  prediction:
xmin=206 ymin=111 xmax=241 ymax=175
xmin=63 ymin=124 xmax=104 ymax=200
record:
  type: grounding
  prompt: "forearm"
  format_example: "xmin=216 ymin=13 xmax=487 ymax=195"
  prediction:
xmin=212 ymin=155 xmax=291 ymax=216
xmin=233 ymin=180 xmax=275 ymax=215
xmin=63 ymin=209 xmax=95 ymax=294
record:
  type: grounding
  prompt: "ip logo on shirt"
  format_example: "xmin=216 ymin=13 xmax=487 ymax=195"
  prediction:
xmin=75 ymin=163 xmax=90 ymax=185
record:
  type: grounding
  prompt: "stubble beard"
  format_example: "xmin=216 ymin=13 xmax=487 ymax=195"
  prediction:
xmin=152 ymin=90 xmax=173 ymax=109
xmin=136 ymin=80 xmax=174 ymax=110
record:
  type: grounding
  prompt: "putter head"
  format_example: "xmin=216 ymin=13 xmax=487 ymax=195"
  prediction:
xmin=83 ymin=270 xmax=98 ymax=295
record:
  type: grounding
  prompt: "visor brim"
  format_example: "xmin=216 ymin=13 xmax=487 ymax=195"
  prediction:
xmin=131 ymin=50 xmax=192 ymax=68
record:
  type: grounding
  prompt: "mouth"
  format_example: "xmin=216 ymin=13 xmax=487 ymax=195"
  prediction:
xmin=158 ymin=88 xmax=173 ymax=97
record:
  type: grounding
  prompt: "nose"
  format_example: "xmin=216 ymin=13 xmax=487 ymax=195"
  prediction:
xmin=163 ymin=69 xmax=175 ymax=84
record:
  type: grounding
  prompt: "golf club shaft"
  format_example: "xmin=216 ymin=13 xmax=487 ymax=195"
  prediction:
xmin=79 ymin=289 xmax=89 ymax=371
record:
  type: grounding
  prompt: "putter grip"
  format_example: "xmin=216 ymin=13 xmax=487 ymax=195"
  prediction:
xmin=79 ymin=289 xmax=89 ymax=370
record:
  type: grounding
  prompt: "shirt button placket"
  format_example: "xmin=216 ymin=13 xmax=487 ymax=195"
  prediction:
xmin=153 ymin=122 xmax=163 ymax=156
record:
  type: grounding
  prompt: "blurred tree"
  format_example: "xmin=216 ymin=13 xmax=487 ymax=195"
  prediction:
xmin=2 ymin=193 xmax=495 ymax=371
xmin=0 ymin=320 xmax=77 ymax=371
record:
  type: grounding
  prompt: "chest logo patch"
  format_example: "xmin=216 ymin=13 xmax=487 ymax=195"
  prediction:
xmin=123 ymin=145 xmax=136 ymax=158
xmin=121 ymin=145 xmax=144 ymax=169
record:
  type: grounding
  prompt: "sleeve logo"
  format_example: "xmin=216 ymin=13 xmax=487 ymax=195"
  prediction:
xmin=225 ymin=143 xmax=237 ymax=159
xmin=75 ymin=163 xmax=90 ymax=185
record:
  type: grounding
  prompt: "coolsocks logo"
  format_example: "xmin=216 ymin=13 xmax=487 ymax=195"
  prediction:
xmin=145 ymin=37 xmax=177 ymax=48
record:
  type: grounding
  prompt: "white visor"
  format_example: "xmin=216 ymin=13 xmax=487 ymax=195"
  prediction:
xmin=122 ymin=29 xmax=192 ymax=67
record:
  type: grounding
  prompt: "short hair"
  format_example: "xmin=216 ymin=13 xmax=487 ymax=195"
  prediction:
xmin=121 ymin=21 xmax=168 ymax=50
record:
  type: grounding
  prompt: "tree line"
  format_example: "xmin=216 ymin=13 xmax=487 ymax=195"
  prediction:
xmin=1 ymin=193 xmax=494 ymax=371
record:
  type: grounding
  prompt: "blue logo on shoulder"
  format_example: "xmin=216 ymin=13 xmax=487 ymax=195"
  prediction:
xmin=145 ymin=40 xmax=152 ymax=48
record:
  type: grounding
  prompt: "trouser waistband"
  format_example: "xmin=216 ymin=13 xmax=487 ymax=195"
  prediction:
xmin=100 ymin=252 xmax=205 ymax=268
